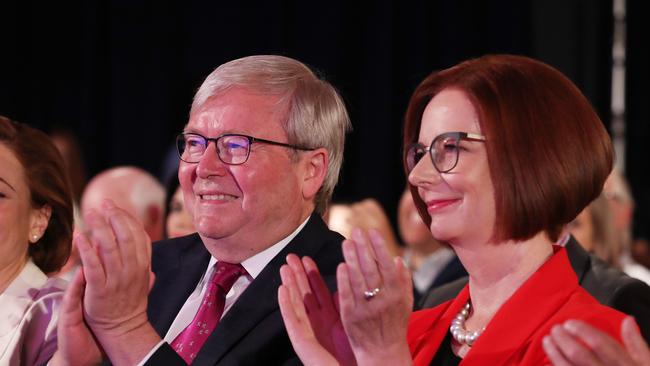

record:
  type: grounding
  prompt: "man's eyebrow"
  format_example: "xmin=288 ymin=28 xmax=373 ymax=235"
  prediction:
xmin=182 ymin=130 xmax=248 ymax=136
xmin=0 ymin=176 xmax=16 ymax=192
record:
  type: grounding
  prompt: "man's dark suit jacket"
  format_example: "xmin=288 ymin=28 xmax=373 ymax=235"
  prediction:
xmin=412 ymin=255 xmax=467 ymax=307
xmin=145 ymin=213 xmax=344 ymax=365
xmin=417 ymin=236 xmax=650 ymax=342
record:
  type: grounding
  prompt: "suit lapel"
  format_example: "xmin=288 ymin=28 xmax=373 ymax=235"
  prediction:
xmin=193 ymin=214 xmax=341 ymax=365
xmin=148 ymin=234 xmax=212 ymax=337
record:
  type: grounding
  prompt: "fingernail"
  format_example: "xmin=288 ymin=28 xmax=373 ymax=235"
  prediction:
xmin=551 ymin=324 xmax=562 ymax=335
xmin=623 ymin=316 xmax=640 ymax=333
xmin=563 ymin=320 xmax=578 ymax=334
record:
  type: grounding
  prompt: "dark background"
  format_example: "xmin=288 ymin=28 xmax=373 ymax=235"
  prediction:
xmin=0 ymin=0 xmax=648 ymax=238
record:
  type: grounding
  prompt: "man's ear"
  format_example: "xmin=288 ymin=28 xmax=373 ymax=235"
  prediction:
xmin=301 ymin=148 xmax=328 ymax=201
xmin=29 ymin=204 xmax=52 ymax=243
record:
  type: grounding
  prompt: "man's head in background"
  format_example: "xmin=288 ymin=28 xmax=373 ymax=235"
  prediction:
xmin=82 ymin=166 xmax=165 ymax=241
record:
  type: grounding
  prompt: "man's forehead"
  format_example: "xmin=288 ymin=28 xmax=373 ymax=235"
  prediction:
xmin=196 ymin=88 xmax=286 ymax=111
xmin=183 ymin=92 xmax=289 ymax=137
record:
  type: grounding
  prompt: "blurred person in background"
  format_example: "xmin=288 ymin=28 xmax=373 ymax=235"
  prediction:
xmin=0 ymin=116 xmax=73 ymax=365
xmin=81 ymin=166 xmax=165 ymax=242
xmin=57 ymin=166 xmax=166 ymax=281
xmin=603 ymin=169 xmax=650 ymax=284
xmin=163 ymin=177 xmax=195 ymax=239
xmin=569 ymin=194 xmax=622 ymax=268
xmin=327 ymin=198 xmax=402 ymax=257
xmin=398 ymin=188 xmax=466 ymax=307
xmin=327 ymin=188 xmax=466 ymax=306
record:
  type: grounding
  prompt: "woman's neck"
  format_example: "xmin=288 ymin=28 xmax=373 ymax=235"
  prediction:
xmin=452 ymin=231 xmax=554 ymax=332
xmin=0 ymin=256 xmax=28 ymax=293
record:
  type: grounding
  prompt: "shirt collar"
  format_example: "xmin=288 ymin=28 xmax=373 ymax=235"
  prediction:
xmin=404 ymin=247 xmax=456 ymax=293
xmin=206 ymin=216 xmax=311 ymax=279
xmin=555 ymin=233 xmax=571 ymax=247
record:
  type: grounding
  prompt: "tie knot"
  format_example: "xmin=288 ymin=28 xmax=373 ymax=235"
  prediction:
xmin=211 ymin=261 xmax=245 ymax=291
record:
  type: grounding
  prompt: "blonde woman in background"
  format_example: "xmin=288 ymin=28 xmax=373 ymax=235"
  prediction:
xmin=570 ymin=194 xmax=621 ymax=268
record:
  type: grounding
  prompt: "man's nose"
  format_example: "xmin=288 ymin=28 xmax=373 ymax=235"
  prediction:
xmin=196 ymin=142 xmax=228 ymax=178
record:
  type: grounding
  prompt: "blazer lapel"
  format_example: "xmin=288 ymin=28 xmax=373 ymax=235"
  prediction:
xmin=410 ymin=288 xmax=469 ymax=366
xmin=193 ymin=214 xmax=341 ymax=365
xmin=461 ymin=247 xmax=578 ymax=365
xmin=148 ymin=234 xmax=212 ymax=337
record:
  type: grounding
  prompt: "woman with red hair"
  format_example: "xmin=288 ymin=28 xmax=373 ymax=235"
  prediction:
xmin=279 ymin=55 xmax=632 ymax=365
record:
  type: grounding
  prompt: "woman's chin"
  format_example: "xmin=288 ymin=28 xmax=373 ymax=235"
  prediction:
xmin=429 ymin=218 xmax=463 ymax=242
xmin=429 ymin=224 xmax=457 ymax=243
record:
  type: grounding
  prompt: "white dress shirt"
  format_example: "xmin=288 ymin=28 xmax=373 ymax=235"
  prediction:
xmin=139 ymin=217 xmax=309 ymax=364
xmin=403 ymin=247 xmax=456 ymax=294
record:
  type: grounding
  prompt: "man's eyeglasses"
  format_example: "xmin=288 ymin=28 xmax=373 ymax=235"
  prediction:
xmin=176 ymin=133 xmax=315 ymax=165
xmin=405 ymin=132 xmax=486 ymax=173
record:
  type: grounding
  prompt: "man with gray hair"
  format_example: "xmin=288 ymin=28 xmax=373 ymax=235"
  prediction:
xmin=57 ymin=55 xmax=351 ymax=365
xmin=81 ymin=166 xmax=165 ymax=241
xmin=56 ymin=166 xmax=165 ymax=282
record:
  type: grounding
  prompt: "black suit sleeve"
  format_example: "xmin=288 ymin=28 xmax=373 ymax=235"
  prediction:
xmin=608 ymin=280 xmax=650 ymax=343
xmin=143 ymin=343 xmax=187 ymax=366
xmin=417 ymin=276 xmax=468 ymax=310
xmin=576 ymin=245 xmax=650 ymax=343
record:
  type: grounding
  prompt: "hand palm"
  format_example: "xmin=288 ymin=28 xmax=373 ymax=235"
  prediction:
xmin=308 ymin=292 xmax=354 ymax=363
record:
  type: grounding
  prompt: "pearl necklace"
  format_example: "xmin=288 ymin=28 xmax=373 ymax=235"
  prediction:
xmin=449 ymin=302 xmax=485 ymax=347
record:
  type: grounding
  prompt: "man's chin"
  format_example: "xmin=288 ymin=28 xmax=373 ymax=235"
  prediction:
xmin=197 ymin=228 xmax=228 ymax=240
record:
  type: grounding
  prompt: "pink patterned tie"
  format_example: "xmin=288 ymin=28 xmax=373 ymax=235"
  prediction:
xmin=171 ymin=261 xmax=245 ymax=364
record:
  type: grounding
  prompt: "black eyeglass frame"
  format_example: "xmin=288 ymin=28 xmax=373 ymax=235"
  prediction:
xmin=405 ymin=131 xmax=486 ymax=174
xmin=176 ymin=132 xmax=315 ymax=165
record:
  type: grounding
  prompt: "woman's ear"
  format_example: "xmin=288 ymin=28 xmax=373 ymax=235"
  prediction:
xmin=29 ymin=204 xmax=52 ymax=243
